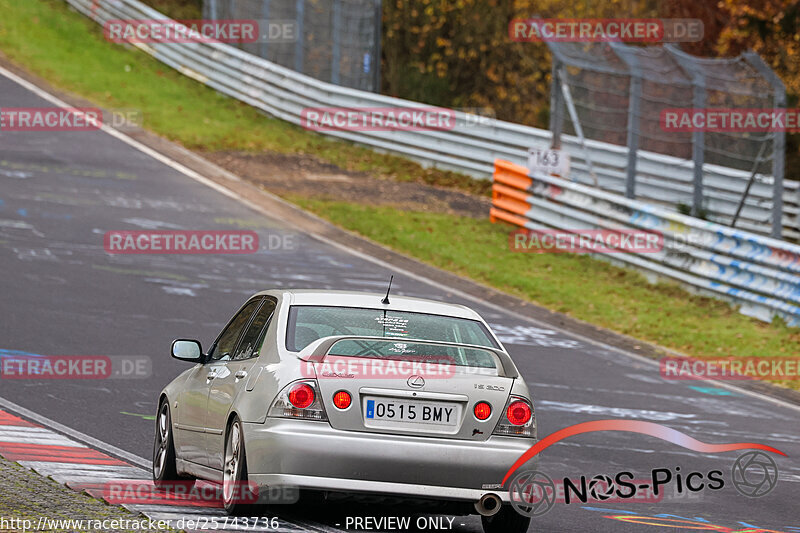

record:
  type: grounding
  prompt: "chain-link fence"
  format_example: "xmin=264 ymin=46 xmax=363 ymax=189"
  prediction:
xmin=204 ymin=0 xmax=381 ymax=92
xmin=548 ymin=42 xmax=787 ymax=238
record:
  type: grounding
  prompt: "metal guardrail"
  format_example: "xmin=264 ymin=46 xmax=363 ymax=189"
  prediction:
xmin=490 ymin=159 xmax=800 ymax=326
xmin=64 ymin=0 xmax=799 ymax=241
xmin=547 ymin=41 xmax=787 ymax=238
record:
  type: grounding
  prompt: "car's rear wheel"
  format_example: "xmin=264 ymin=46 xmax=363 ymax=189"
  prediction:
xmin=223 ymin=416 xmax=256 ymax=515
xmin=481 ymin=506 xmax=531 ymax=533
xmin=153 ymin=401 xmax=194 ymax=488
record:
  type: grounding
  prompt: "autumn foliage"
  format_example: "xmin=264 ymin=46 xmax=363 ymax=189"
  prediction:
xmin=381 ymin=0 xmax=796 ymax=118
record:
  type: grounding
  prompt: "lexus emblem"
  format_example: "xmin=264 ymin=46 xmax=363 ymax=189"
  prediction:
xmin=407 ymin=375 xmax=425 ymax=388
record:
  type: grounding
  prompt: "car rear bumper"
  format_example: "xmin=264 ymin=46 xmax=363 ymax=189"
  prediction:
xmin=243 ymin=419 xmax=535 ymax=502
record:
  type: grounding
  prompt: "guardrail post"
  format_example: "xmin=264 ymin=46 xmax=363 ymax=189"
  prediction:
xmin=690 ymin=74 xmax=706 ymax=218
xmin=624 ymin=74 xmax=641 ymax=199
xmin=549 ymin=60 xmax=564 ymax=149
xmin=259 ymin=0 xmax=271 ymax=59
xmin=206 ymin=0 xmax=218 ymax=20
xmin=743 ymin=52 xmax=787 ymax=239
xmin=666 ymin=45 xmax=708 ymax=219
xmin=294 ymin=0 xmax=304 ymax=73
xmin=773 ymin=106 xmax=787 ymax=239
xmin=613 ymin=44 xmax=641 ymax=200
xmin=372 ymin=0 xmax=382 ymax=93
xmin=331 ymin=0 xmax=342 ymax=85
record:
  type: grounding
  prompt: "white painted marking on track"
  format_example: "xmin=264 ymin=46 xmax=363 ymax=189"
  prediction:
xmin=0 ymin=434 xmax=85 ymax=446
xmin=489 ymin=323 xmax=583 ymax=348
xmin=18 ymin=461 xmax=134 ymax=471
xmin=161 ymin=286 xmax=198 ymax=297
xmin=121 ymin=218 xmax=184 ymax=230
xmin=18 ymin=461 xmax=148 ymax=478
xmin=538 ymin=400 xmax=697 ymax=421
xmin=0 ymin=426 xmax=61 ymax=435
xmin=0 ymin=169 xmax=32 ymax=178
xmin=623 ymin=373 xmax=668 ymax=384
xmin=0 ymin=219 xmax=35 ymax=229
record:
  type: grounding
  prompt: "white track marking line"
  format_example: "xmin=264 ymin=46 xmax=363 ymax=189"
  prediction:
xmin=0 ymin=64 xmax=796 ymax=415
xmin=0 ymin=435 xmax=85 ymax=446
xmin=18 ymin=461 xmax=145 ymax=472
xmin=0 ymin=426 xmax=61 ymax=434
xmin=51 ymin=473 xmax=131 ymax=484
xmin=19 ymin=462 xmax=148 ymax=478
xmin=0 ymin=426 xmax=58 ymax=433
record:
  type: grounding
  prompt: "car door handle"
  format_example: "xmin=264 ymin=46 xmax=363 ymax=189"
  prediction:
xmin=235 ymin=370 xmax=247 ymax=379
xmin=207 ymin=371 xmax=217 ymax=380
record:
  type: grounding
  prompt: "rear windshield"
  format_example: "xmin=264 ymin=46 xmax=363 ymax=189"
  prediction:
xmin=327 ymin=339 xmax=498 ymax=371
xmin=286 ymin=306 xmax=500 ymax=352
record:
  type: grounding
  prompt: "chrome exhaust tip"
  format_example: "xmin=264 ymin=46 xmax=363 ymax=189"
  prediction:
xmin=474 ymin=493 xmax=502 ymax=516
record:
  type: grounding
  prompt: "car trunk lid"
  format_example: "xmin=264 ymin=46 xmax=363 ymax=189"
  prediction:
xmin=299 ymin=337 xmax=518 ymax=441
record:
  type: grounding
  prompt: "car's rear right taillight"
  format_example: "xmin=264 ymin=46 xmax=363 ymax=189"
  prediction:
xmin=506 ymin=400 xmax=531 ymax=425
xmin=268 ymin=380 xmax=327 ymax=421
xmin=493 ymin=396 xmax=535 ymax=437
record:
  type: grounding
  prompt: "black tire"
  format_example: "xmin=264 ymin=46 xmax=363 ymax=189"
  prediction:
xmin=481 ymin=506 xmax=531 ymax=533
xmin=222 ymin=416 xmax=259 ymax=515
xmin=152 ymin=400 xmax=194 ymax=489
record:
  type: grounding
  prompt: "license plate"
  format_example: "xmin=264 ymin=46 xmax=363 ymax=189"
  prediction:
xmin=364 ymin=397 xmax=459 ymax=426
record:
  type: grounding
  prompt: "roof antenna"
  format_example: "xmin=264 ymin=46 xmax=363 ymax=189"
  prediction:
xmin=381 ymin=275 xmax=394 ymax=305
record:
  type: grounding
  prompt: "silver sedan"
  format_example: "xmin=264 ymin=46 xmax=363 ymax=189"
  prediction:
xmin=153 ymin=289 xmax=537 ymax=533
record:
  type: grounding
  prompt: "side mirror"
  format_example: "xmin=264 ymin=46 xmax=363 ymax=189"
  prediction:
xmin=171 ymin=339 xmax=204 ymax=363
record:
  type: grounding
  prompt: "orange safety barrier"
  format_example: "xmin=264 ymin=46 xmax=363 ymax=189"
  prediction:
xmin=490 ymin=159 xmax=533 ymax=226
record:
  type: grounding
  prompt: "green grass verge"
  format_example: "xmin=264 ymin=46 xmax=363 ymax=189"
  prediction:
xmin=1 ymin=0 xmax=798 ymax=387
xmin=139 ymin=0 xmax=202 ymax=20
xmin=0 ymin=0 xmax=490 ymax=196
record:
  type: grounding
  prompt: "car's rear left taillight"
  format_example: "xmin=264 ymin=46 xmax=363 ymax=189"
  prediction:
xmin=492 ymin=396 xmax=535 ymax=437
xmin=268 ymin=380 xmax=327 ymax=421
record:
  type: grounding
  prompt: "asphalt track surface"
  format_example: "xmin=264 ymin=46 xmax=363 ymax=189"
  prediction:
xmin=0 ymin=70 xmax=799 ymax=533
